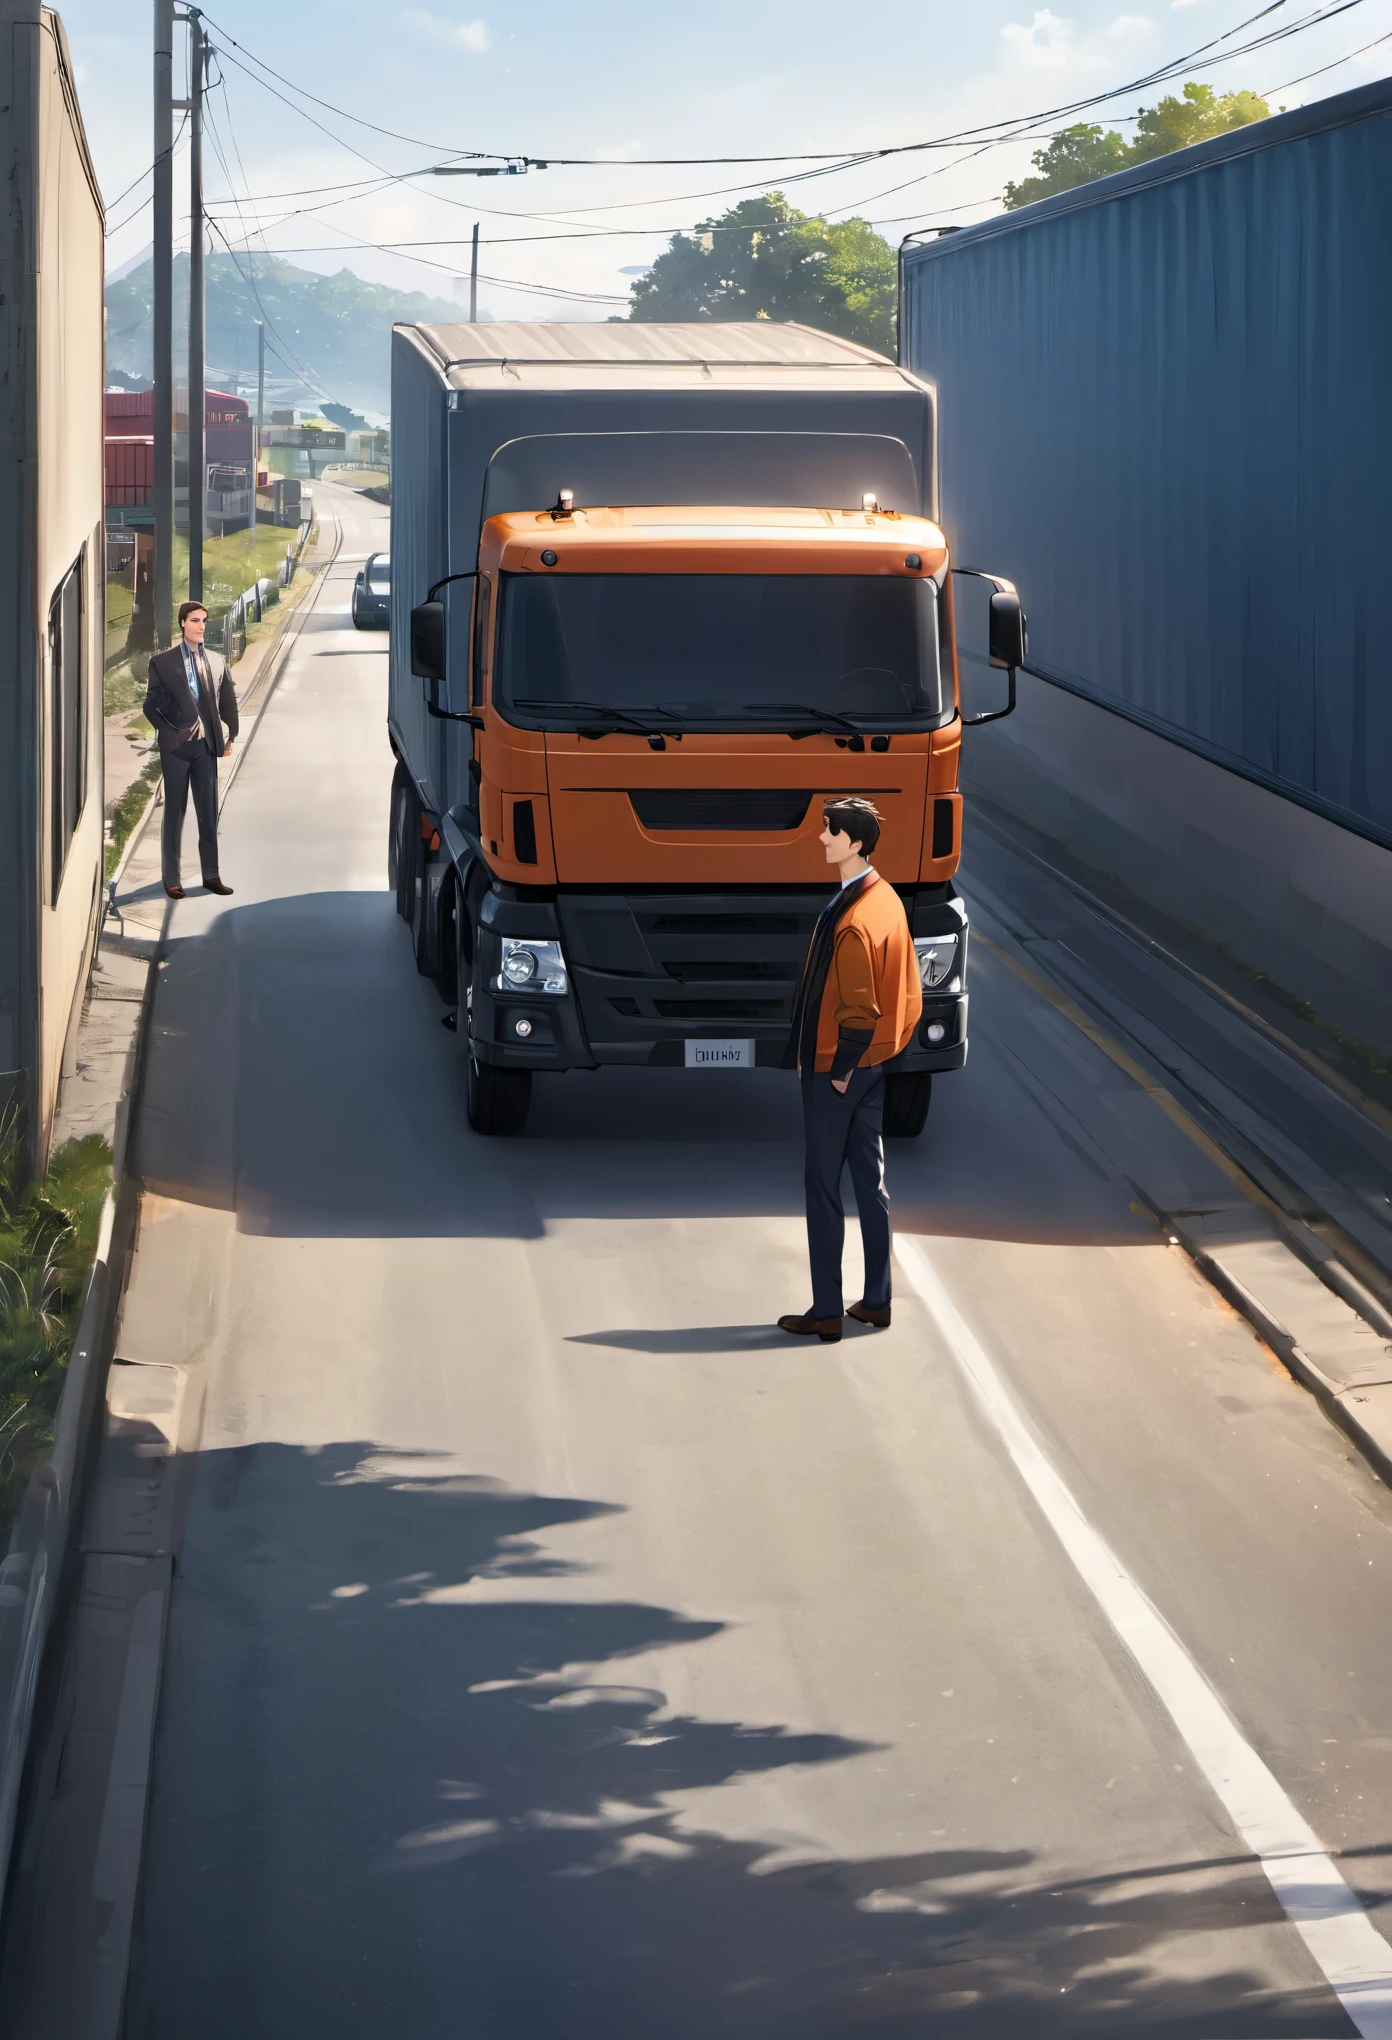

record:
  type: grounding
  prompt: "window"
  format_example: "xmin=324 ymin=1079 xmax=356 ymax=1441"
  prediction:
xmin=471 ymin=574 xmax=492 ymax=707
xmin=366 ymin=555 xmax=391 ymax=592
xmin=497 ymin=573 xmax=944 ymax=726
xmin=49 ymin=550 xmax=88 ymax=898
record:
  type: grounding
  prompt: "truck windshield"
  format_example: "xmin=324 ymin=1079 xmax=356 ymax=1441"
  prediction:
xmin=496 ymin=573 xmax=944 ymax=725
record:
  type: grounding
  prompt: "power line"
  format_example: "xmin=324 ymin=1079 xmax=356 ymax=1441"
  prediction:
xmin=1259 ymin=20 xmax=1392 ymax=90
xmin=192 ymin=0 xmax=1367 ymax=260
xmin=197 ymin=0 xmax=1360 ymax=177
xmin=225 ymin=193 xmax=1006 ymax=254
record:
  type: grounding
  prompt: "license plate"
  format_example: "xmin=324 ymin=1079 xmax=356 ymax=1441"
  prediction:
xmin=685 ymin=1038 xmax=754 ymax=1069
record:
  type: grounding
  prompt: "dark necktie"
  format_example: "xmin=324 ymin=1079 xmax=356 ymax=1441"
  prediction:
xmin=193 ymin=646 xmax=218 ymax=745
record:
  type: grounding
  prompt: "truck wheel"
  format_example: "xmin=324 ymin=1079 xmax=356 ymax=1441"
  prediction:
xmin=390 ymin=774 xmax=414 ymax=918
xmin=412 ymin=854 xmax=439 ymax=977
xmin=883 ymin=1071 xmax=932 ymax=1139
xmin=466 ymin=1055 xmax=531 ymax=1136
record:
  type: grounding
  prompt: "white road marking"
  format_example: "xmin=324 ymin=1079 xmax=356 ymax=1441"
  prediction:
xmin=895 ymin=1234 xmax=1392 ymax=2037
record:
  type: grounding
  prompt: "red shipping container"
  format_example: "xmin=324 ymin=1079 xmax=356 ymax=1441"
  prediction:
xmin=105 ymin=434 xmax=154 ymax=505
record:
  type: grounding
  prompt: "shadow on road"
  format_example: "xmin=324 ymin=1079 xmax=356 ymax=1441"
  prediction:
xmin=125 ymin=1442 xmax=1352 ymax=2039
xmin=134 ymin=891 xmax=1161 ymax=1252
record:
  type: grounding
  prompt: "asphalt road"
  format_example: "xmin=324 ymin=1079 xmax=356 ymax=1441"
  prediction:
xmin=121 ymin=482 xmax=1392 ymax=2038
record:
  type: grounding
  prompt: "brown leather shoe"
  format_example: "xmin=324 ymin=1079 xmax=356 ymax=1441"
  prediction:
xmin=164 ymin=885 xmax=185 ymax=900
xmin=848 ymin=1300 xmax=891 ymax=1328
xmin=777 ymin=1312 xmax=843 ymax=1343
xmin=203 ymin=879 xmax=234 ymax=896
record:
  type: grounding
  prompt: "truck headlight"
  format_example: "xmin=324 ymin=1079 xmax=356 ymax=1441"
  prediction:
xmin=914 ymin=934 xmax=959 ymax=992
xmin=495 ymin=939 xmax=568 ymax=995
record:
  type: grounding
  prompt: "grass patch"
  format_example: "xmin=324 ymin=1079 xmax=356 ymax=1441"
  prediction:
xmin=104 ymin=656 xmax=148 ymax=719
xmin=0 ymin=1119 xmax=111 ymax=1533
xmin=105 ymin=754 xmax=163 ymax=880
xmin=103 ymin=525 xmax=300 ymax=680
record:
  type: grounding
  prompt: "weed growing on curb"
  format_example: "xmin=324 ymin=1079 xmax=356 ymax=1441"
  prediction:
xmin=0 ymin=1118 xmax=111 ymax=1531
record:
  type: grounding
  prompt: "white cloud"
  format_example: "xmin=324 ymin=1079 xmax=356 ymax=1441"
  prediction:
xmin=1107 ymin=14 xmax=1153 ymax=34
xmin=1170 ymin=0 xmax=1206 ymax=9
xmin=404 ymin=11 xmax=492 ymax=52
xmin=1000 ymin=10 xmax=1074 ymax=67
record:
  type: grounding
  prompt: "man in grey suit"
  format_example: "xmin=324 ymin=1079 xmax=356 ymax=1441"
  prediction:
xmin=143 ymin=600 xmax=238 ymax=900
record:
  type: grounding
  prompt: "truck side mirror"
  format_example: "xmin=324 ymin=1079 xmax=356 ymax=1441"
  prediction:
xmin=988 ymin=590 xmax=1027 ymax=671
xmin=411 ymin=601 xmax=446 ymax=681
xmin=952 ymin=568 xmax=1025 ymax=727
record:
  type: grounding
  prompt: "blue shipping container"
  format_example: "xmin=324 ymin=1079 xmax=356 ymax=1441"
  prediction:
xmin=900 ymin=77 xmax=1392 ymax=851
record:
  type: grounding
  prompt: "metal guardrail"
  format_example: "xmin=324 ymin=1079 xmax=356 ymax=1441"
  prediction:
xmin=213 ymin=517 xmax=313 ymax=664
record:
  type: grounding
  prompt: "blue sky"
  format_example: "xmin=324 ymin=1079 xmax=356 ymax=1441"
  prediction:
xmin=70 ymin=0 xmax=1392 ymax=317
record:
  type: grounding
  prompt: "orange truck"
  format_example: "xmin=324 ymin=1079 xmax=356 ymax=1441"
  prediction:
xmin=388 ymin=321 xmax=1023 ymax=1135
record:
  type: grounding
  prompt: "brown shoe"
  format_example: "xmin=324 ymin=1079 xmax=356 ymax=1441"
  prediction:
xmin=203 ymin=879 xmax=234 ymax=896
xmin=164 ymin=885 xmax=185 ymax=900
xmin=848 ymin=1300 xmax=891 ymax=1328
xmin=777 ymin=1312 xmax=843 ymax=1343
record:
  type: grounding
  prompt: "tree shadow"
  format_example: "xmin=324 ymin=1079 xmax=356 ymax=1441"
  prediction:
xmin=126 ymin=1444 xmax=1356 ymax=2039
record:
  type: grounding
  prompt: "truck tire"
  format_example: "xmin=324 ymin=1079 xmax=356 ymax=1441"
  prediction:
xmin=411 ymin=854 xmax=439 ymax=977
xmin=390 ymin=774 xmax=414 ymax=919
xmin=883 ymin=1071 xmax=932 ymax=1139
xmin=466 ymin=1055 xmax=531 ymax=1136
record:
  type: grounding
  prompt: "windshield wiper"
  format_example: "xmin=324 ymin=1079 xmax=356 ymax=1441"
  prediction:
xmin=513 ymin=696 xmax=672 ymax=736
xmin=746 ymin=701 xmax=863 ymax=737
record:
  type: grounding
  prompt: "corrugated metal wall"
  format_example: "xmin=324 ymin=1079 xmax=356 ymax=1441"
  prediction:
xmin=902 ymin=81 xmax=1392 ymax=850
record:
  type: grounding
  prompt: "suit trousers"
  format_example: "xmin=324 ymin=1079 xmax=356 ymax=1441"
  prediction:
xmin=160 ymin=737 xmax=221 ymax=888
xmin=801 ymin=1064 xmax=891 ymax=1319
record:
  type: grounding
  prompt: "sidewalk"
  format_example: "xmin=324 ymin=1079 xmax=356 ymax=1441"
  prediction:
xmin=100 ymin=530 xmax=327 ymax=881
xmin=59 ymin=518 xmax=338 ymax=1156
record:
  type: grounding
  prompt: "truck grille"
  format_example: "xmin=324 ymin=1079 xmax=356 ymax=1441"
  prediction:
xmin=557 ymin=889 xmax=827 ymax=1049
xmin=654 ymin=999 xmax=786 ymax=1020
xmin=629 ymin=789 xmax=814 ymax=832
xmin=663 ymin=960 xmax=789 ymax=982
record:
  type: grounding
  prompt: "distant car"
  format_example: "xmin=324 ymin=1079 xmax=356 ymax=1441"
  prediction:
xmin=352 ymin=552 xmax=390 ymax=628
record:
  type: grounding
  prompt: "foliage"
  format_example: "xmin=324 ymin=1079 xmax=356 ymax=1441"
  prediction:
xmin=627 ymin=194 xmax=897 ymax=354
xmin=1003 ymin=84 xmax=1270 ymax=210
xmin=0 ymin=1121 xmax=111 ymax=1532
xmin=104 ymin=756 xmax=162 ymax=881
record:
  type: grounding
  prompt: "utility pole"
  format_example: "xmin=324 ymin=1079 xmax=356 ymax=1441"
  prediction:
xmin=469 ymin=222 xmax=479 ymax=323
xmin=187 ymin=7 xmax=206 ymax=601
xmin=152 ymin=0 xmax=175 ymax=646
xmin=251 ymin=318 xmax=264 ymax=532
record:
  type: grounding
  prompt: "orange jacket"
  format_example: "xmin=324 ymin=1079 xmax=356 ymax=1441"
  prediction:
xmin=810 ymin=872 xmax=922 ymax=1074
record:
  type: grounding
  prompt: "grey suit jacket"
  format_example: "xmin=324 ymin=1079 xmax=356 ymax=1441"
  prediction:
xmin=144 ymin=642 xmax=239 ymax=758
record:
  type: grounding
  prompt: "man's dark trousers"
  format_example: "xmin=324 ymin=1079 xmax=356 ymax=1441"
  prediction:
xmin=802 ymin=1063 xmax=890 ymax=1320
xmin=160 ymin=735 xmax=220 ymax=890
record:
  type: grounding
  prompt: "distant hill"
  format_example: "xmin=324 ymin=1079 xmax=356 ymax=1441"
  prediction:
xmin=104 ymin=252 xmax=490 ymax=421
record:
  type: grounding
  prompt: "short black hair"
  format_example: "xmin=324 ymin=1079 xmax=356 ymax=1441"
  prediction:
xmin=178 ymin=600 xmax=209 ymax=627
xmin=822 ymin=796 xmax=882 ymax=858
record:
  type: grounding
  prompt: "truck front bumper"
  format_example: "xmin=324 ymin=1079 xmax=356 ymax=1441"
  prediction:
xmin=468 ymin=884 xmax=969 ymax=1074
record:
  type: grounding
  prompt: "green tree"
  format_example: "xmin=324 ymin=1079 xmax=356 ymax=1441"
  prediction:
xmin=1130 ymin=83 xmax=1270 ymax=162
xmin=1002 ymin=123 xmax=1131 ymax=210
xmin=1003 ymin=82 xmax=1269 ymax=210
xmin=627 ymin=193 xmax=896 ymax=354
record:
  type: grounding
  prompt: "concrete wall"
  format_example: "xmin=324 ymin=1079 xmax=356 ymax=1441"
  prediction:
xmin=961 ymin=674 xmax=1392 ymax=1060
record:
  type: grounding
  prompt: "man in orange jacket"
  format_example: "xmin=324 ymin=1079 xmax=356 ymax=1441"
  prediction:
xmin=779 ymin=796 xmax=922 ymax=1343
